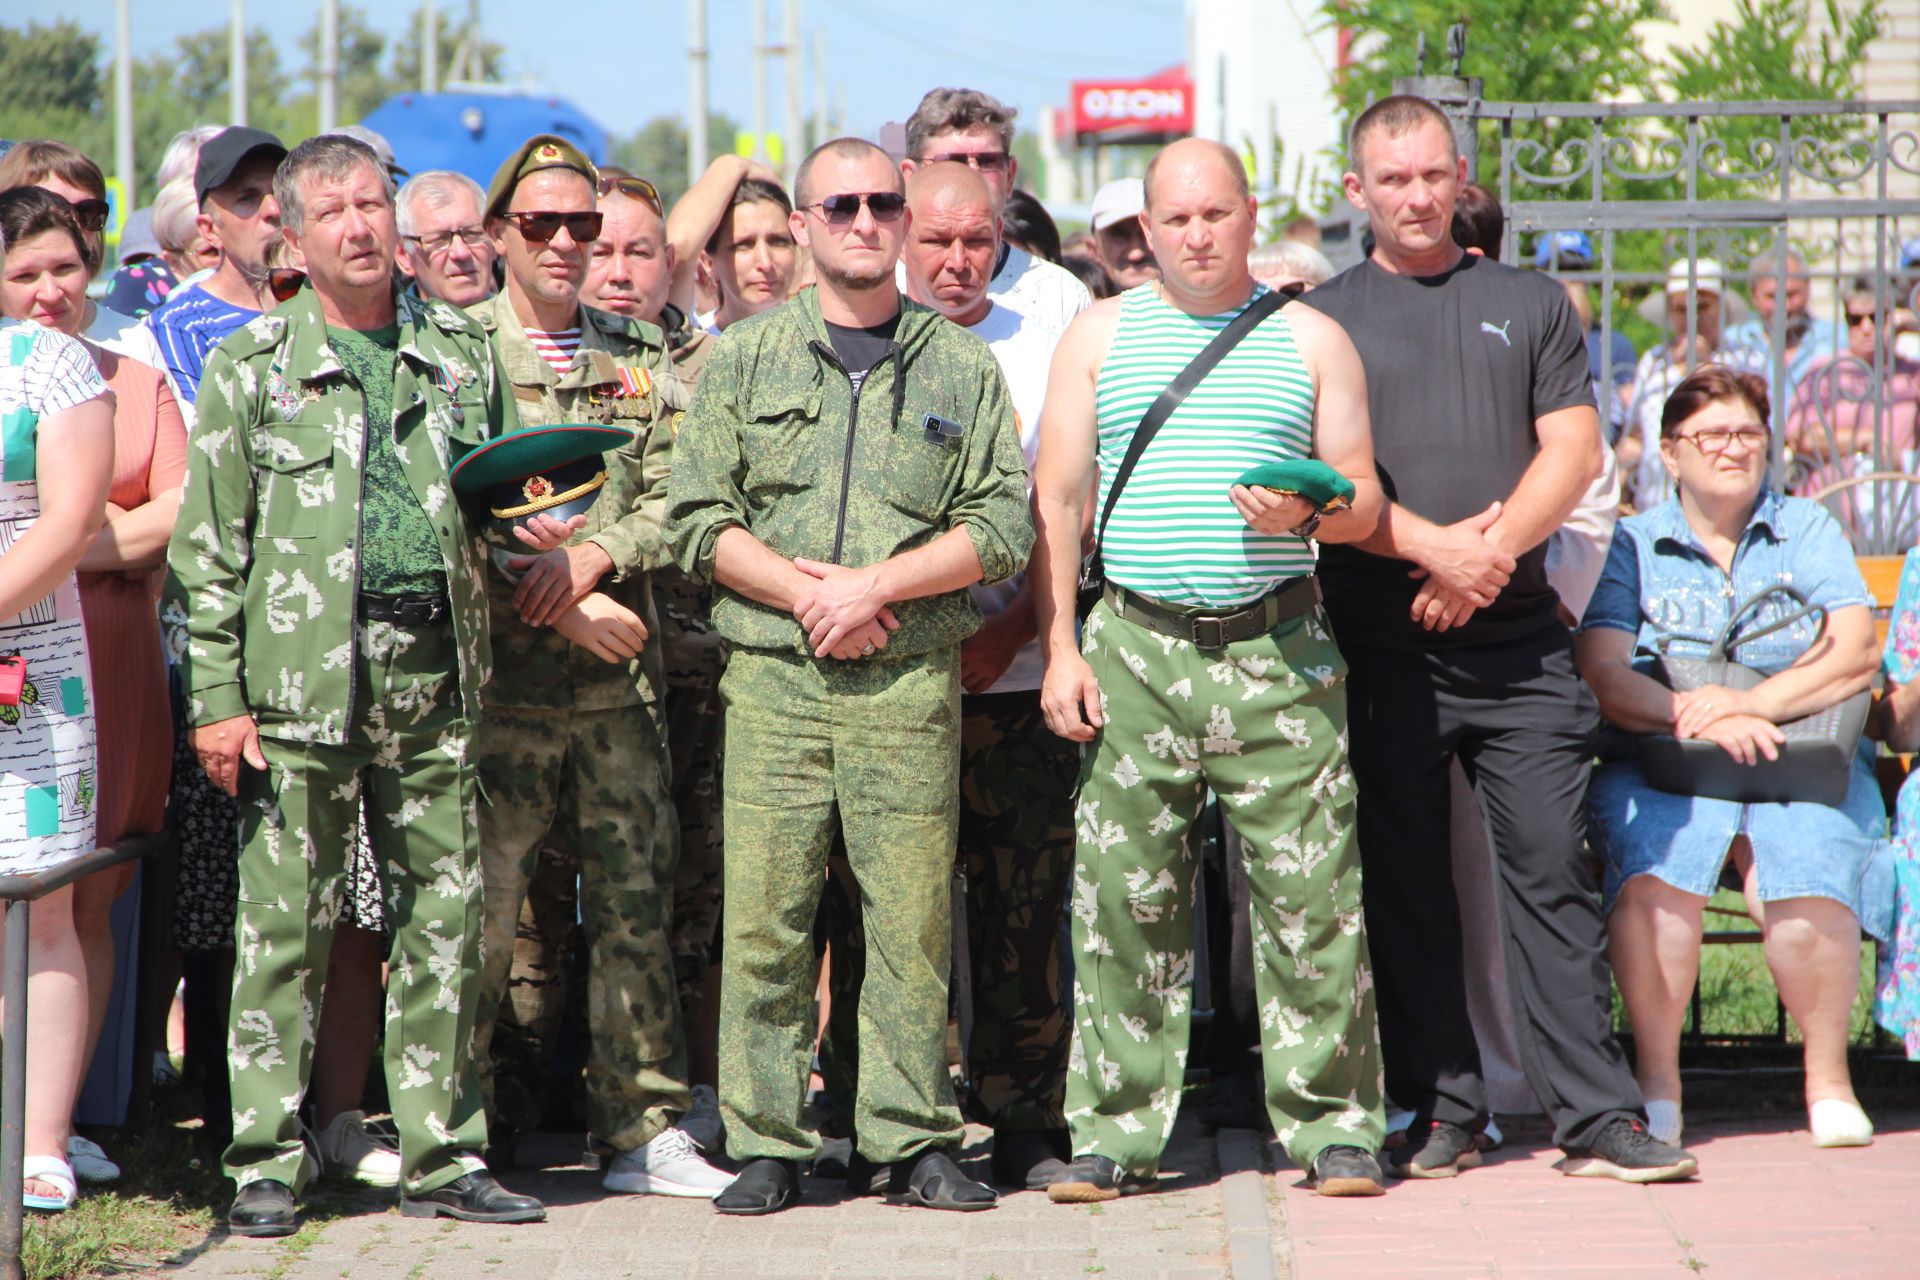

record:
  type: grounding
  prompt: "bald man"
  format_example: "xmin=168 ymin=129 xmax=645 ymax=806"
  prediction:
xmin=1031 ymin=136 xmax=1390 ymax=1200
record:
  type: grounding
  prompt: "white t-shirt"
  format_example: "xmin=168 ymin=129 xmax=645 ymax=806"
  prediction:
xmin=967 ymin=300 xmax=1059 ymax=694
xmin=85 ymin=301 xmax=166 ymax=372
xmin=987 ymin=244 xmax=1091 ymax=342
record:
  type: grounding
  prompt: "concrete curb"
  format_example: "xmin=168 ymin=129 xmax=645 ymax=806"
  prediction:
xmin=1214 ymin=1128 xmax=1281 ymax=1280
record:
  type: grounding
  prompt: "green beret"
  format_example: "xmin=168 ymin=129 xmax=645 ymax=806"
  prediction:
xmin=485 ymin=134 xmax=599 ymax=219
xmin=1235 ymin=459 xmax=1356 ymax=512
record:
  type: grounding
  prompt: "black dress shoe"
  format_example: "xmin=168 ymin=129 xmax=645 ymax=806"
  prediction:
xmin=989 ymin=1129 xmax=1072 ymax=1190
xmin=714 ymin=1157 xmax=799 ymax=1215
xmin=400 ymin=1171 xmax=546 ymax=1223
xmin=228 ymin=1179 xmax=298 ymax=1238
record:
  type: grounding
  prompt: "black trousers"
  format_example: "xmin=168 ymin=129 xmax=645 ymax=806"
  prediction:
xmin=1341 ymin=629 xmax=1641 ymax=1152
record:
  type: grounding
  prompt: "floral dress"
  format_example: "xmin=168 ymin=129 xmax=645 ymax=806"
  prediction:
xmin=1875 ymin=548 xmax=1920 ymax=1056
xmin=0 ymin=321 xmax=108 ymax=875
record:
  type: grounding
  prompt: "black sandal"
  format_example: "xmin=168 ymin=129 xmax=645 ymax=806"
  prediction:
xmin=885 ymin=1149 xmax=998 ymax=1212
xmin=713 ymin=1158 xmax=799 ymax=1215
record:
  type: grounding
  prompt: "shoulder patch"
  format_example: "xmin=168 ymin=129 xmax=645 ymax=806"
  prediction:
xmin=585 ymin=305 xmax=663 ymax=350
xmin=428 ymin=300 xmax=476 ymax=333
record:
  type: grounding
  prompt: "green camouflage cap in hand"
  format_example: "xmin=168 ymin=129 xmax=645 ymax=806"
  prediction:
xmin=485 ymin=134 xmax=600 ymax=219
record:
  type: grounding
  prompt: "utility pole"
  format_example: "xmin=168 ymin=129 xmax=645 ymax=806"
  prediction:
xmin=752 ymin=0 xmax=770 ymax=165
xmin=811 ymin=28 xmax=827 ymax=149
xmin=688 ymin=0 xmax=710 ymax=185
xmin=230 ymin=0 xmax=249 ymax=125
xmin=114 ymin=0 xmax=134 ymax=213
xmin=318 ymin=0 xmax=340 ymax=132
xmin=783 ymin=0 xmax=803 ymax=184
xmin=422 ymin=0 xmax=438 ymax=93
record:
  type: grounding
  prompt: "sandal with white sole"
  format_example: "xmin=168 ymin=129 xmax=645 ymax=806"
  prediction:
xmin=23 ymin=1155 xmax=77 ymax=1212
xmin=1809 ymin=1098 xmax=1874 ymax=1148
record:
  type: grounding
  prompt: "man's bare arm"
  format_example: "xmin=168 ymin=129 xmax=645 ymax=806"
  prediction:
xmin=711 ymin=524 xmax=817 ymax=612
xmin=1484 ymin=404 xmax=1605 ymax=559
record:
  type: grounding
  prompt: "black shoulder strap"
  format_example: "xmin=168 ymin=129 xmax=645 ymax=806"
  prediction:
xmin=1094 ymin=288 xmax=1291 ymax=554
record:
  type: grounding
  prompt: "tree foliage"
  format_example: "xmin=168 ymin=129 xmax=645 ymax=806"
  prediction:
xmin=612 ymin=113 xmax=746 ymax=208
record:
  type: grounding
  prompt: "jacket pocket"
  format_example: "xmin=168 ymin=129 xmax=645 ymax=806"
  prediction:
xmin=741 ymin=384 xmax=823 ymax=504
xmin=254 ymin=425 xmax=338 ymax=541
xmin=885 ymin=399 xmax=963 ymax=521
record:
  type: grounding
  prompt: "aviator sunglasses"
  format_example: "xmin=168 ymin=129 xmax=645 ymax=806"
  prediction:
xmin=597 ymin=174 xmax=664 ymax=218
xmin=499 ymin=209 xmax=605 ymax=244
xmin=805 ymin=191 xmax=907 ymax=227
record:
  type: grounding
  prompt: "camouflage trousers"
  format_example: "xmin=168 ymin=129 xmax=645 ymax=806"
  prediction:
xmin=474 ymin=700 xmax=687 ymax=1152
xmin=719 ymin=646 xmax=965 ymax=1164
xmin=224 ymin=618 xmax=487 ymax=1196
xmin=1066 ymin=599 xmax=1385 ymax=1175
xmin=658 ymin=566 xmax=728 ymax=1011
xmin=821 ymin=688 xmax=1077 ymax=1135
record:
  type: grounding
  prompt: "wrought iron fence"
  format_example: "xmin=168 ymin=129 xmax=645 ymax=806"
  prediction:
xmin=1475 ymin=98 xmax=1920 ymax=551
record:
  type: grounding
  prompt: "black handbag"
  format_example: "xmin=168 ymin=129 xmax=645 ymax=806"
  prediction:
xmin=1640 ymin=584 xmax=1870 ymax=807
xmin=1077 ymin=288 xmax=1291 ymax=618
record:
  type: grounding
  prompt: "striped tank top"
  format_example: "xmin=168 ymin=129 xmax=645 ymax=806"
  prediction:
xmin=1093 ymin=283 xmax=1316 ymax=607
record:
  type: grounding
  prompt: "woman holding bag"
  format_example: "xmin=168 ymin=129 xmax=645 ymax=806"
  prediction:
xmin=1576 ymin=365 xmax=1888 ymax=1151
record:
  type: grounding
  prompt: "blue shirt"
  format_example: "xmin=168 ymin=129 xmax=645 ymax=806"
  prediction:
xmin=1581 ymin=488 xmax=1872 ymax=675
xmin=1586 ymin=327 xmax=1637 ymax=388
xmin=146 ymin=281 xmax=259 ymax=408
xmin=1724 ymin=316 xmax=1841 ymax=399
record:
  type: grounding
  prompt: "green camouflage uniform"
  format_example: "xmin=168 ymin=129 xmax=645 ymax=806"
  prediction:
xmin=464 ymin=294 xmax=687 ymax=1151
xmin=166 ymin=286 xmax=512 ymax=1195
xmin=653 ymin=314 xmax=727 ymax=1014
xmin=666 ymin=291 xmax=1033 ymax=1164
xmin=1066 ymin=599 xmax=1385 ymax=1175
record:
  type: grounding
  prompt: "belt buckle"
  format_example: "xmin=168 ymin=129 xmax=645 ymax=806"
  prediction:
xmin=398 ymin=597 xmax=442 ymax=626
xmin=1191 ymin=614 xmax=1227 ymax=650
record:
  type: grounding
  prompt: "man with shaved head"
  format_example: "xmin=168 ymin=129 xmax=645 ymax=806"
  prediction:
xmin=1031 ymin=135 xmax=1391 ymax=1201
xmin=667 ymin=136 xmax=1033 ymax=1215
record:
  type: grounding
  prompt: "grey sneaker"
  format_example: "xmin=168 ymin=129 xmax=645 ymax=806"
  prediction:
xmin=1385 ymin=1120 xmax=1482 ymax=1179
xmin=604 ymin=1127 xmax=737 ymax=1198
xmin=1309 ymin=1145 xmax=1386 ymax=1197
xmin=1561 ymin=1116 xmax=1698 ymax=1184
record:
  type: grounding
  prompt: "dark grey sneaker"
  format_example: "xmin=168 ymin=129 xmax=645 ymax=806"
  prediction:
xmin=1561 ymin=1117 xmax=1699 ymax=1184
xmin=1045 ymin=1154 xmax=1151 ymax=1203
xmin=1309 ymin=1145 xmax=1386 ymax=1197
xmin=1385 ymin=1120 xmax=1482 ymax=1179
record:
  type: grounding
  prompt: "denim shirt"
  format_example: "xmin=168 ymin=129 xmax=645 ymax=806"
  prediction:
xmin=1580 ymin=488 xmax=1872 ymax=676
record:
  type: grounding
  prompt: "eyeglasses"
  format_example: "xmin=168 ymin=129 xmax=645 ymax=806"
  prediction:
xmin=266 ymin=267 xmax=307 ymax=304
xmin=597 ymin=174 xmax=663 ymax=218
xmin=70 ymin=198 xmax=110 ymax=234
xmin=924 ymin=151 xmax=1011 ymax=173
xmin=403 ymin=226 xmax=487 ymax=256
xmin=1846 ymin=310 xmax=1878 ymax=328
xmin=498 ymin=210 xmax=604 ymax=244
xmin=805 ymin=192 xmax=907 ymax=227
xmin=1675 ymin=426 xmax=1770 ymax=453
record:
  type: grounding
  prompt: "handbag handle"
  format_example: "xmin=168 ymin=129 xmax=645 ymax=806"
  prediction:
xmin=1709 ymin=584 xmax=1827 ymax=663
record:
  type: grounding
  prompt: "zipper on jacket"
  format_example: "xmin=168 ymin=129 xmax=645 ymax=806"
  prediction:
xmin=810 ymin=338 xmax=903 ymax=565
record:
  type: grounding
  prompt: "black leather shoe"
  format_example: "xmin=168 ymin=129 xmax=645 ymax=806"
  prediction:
xmin=400 ymin=1171 xmax=546 ymax=1223
xmin=990 ymin=1129 xmax=1071 ymax=1190
xmin=714 ymin=1157 xmax=799 ymax=1215
xmin=228 ymin=1179 xmax=298 ymax=1238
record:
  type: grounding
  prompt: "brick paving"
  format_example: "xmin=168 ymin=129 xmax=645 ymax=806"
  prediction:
xmin=153 ymin=1110 xmax=1920 ymax=1279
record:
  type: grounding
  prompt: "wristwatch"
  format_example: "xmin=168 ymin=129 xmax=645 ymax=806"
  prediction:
xmin=1289 ymin=509 xmax=1324 ymax=540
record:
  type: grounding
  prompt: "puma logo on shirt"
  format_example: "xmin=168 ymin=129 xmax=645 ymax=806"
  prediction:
xmin=1480 ymin=319 xmax=1513 ymax=347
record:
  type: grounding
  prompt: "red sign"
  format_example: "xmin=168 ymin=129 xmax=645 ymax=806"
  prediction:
xmin=1071 ymin=71 xmax=1194 ymax=139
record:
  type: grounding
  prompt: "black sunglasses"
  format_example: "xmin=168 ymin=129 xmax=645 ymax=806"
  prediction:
xmin=806 ymin=191 xmax=907 ymax=227
xmin=69 ymin=197 xmax=110 ymax=234
xmin=266 ymin=268 xmax=307 ymax=304
xmin=1276 ymin=281 xmax=1309 ymax=299
xmin=924 ymin=151 xmax=1011 ymax=173
xmin=499 ymin=210 xmax=604 ymax=244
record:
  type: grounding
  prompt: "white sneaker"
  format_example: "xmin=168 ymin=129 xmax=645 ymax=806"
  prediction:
xmin=680 ymin=1085 xmax=725 ymax=1153
xmin=67 ymin=1135 xmax=120 ymax=1184
xmin=603 ymin=1127 xmax=737 ymax=1198
xmin=1809 ymin=1098 xmax=1874 ymax=1148
xmin=312 ymin=1111 xmax=402 ymax=1188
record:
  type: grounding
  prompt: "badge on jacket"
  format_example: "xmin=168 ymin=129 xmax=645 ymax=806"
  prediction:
xmin=266 ymin=365 xmax=305 ymax=422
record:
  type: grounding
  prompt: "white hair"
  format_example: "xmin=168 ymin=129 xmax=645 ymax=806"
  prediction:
xmin=395 ymin=170 xmax=487 ymax=239
xmin=1248 ymin=238 xmax=1334 ymax=287
xmin=157 ymin=126 xmax=224 ymax=190
xmin=150 ymin=176 xmax=200 ymax=254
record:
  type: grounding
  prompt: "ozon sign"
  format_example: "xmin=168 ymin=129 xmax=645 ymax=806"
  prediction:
xmin=1071 ymin=77 xmax=1195 ymax=137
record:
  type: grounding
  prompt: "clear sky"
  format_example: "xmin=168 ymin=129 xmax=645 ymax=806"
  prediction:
xmin=62 ymin=0 xmax=1187 ymax=142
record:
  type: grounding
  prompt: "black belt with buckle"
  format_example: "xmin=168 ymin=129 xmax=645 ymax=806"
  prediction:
xmin=1103 ymin=577 xmax=1320 ymax=650
xmin=357 ymin=590 xmax=451 ymax=626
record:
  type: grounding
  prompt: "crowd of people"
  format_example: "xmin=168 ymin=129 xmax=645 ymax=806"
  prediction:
xmin=3 ymin=83 xmax=1920 ymax=1239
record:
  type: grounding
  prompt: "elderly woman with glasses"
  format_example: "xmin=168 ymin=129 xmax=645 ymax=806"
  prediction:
xmin=1576 ymin=365 xmax=1888 ymax=1152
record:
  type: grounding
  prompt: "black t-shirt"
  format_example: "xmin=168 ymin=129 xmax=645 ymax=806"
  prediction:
xmin=1304 ymin=253 xmax=1596 ymax=650
xmin=825 ymin=313 xmax=902 ymax=392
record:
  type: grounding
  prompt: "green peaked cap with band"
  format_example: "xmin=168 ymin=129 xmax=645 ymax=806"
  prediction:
xmin=485 ymin=133 xmax=600 ymax=219
xmin=1235 ymin=459 xmax=1355 ymax=512
xmin=451 ymin=424 xmax=634 ymax=529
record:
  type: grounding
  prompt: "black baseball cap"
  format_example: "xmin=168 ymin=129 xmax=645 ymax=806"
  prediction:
xmin=194 ymin=127 xmax=288 ymax=207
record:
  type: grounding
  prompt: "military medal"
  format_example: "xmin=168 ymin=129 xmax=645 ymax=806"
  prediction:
xmin=266 ymin=365 xmax=305 ymax=422
xmin=613 ymin=366 xmax=652 ymax=399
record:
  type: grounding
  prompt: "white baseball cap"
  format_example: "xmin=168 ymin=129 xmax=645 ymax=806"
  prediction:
xmin=1666 ymin=258 xmax=1725 ymax=296
xmin=1090 ymin=177 xmax=1145 ymax=233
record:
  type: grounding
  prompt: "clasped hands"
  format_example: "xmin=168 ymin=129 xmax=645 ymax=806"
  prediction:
xmin=1670 ymin=684 xmax=1784 ymax=766
xmin=1408 ymin=502 xmax=1515 ymax=631
xmin=791 ymin=557 xmax=900 ymax=660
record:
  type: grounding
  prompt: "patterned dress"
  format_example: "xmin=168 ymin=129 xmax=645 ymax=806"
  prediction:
xmin=1875 ymin=548 xmax=1920 ymax=1056
xmin=0 ymin=321 xmax=108 ymax=875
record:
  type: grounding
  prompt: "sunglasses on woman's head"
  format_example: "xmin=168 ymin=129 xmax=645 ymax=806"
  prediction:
xmin=806 ymin=192 xmax=907 ymax=227
xmin=500 ymin=210 xmax=604 ymax=244
xmin=69 ymin=198 xmax=110 ymax=234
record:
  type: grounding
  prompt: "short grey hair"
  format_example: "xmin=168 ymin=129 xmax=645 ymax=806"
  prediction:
xmin=1748 ymin=248 xmax=1808 ymax=281
xmin=150 ymin=176 xmax=200 ymax=254
xmin=1248 ymin=239 xmax=1334 ymax=287
xmin=395 ymin=170 xmax=487 ymax=238
xmin=273 ymin=134 xmax=386 ymax=235
xmin=157 ymin=126 xmax=223 ymax=190
xmin=904 ymin=88 xmax=1016 ymax=160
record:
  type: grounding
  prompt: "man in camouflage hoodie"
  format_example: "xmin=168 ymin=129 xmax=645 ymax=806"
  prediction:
xmin=667 ymin=137 xmax=1034 ymax=1215
xmin=167 ymin=135 xmax=552 ymax=1236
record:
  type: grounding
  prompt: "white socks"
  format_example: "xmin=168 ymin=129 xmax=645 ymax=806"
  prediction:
xmin=1809 ymin=1098 xmax=1874 ymax=1148
xmin=1643 ymin=1098 xmax=1683 ymax=1145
